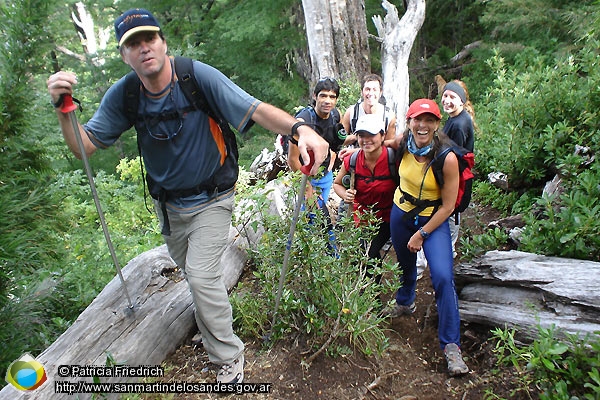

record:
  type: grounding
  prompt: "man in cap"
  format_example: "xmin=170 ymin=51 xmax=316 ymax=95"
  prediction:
xmin=47 ymin=8 xmax=328 ymax=384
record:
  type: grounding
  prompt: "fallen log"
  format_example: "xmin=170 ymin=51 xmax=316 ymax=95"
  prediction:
xmin=455 ymin=250 xmax=600 ymax=340
xmin=0 ymin=226 xmax=251 ymax=400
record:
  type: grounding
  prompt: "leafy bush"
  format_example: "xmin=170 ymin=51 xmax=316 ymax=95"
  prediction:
xmin=520 ymin=167 xmax=600 ymax=260
xmin=491 ymin=325 xmax=600 ymax=399
xmin=477 ymin=52 xmax=594 ymax=187
xmin=0 ymin=156 xmax=162 ymax=387
xmin=231 ymin=174 xmax=394 ymax=359
xmin=472 ymin=37 xmax=600 ymax=259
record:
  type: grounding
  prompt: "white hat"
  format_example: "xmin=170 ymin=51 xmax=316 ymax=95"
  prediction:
xmin=354 ymin=114 xmax=385 ymax=135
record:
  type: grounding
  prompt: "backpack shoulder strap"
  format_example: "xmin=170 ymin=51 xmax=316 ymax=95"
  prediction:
xmin=395 ymin=136 xmax=408 ymax=165
xmin=309 ymin=106 xmax=319 ymax=125
xmin=383 ymin=106 xmax=390 ymax=132
xmin=173 ymin=56 xmax=238 ymax=162
xmin=123 ymin=57 xmax=222 ymax=126
xmin=123 ymin=71 xmax=142 ymax=126
xmin=349 ymin=150 xmax=359 ymax=173
xmin=350 ymin=101 xmax=361 ymax=132
xmin=386 ymin=146 xmax=399 ymax=184
xmin=173 ymin=56 xmax=222 ymax=123
xmin=431 ymin=146 xmax=455 ymax=187
xmin=332 ymin=108 xmax=341 ymax=123
xmin=296 ymin=105 xmax=316 ymax=123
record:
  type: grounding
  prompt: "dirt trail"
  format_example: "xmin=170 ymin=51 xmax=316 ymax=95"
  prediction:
xmin=141 ymin=206 xmax=528 ymax=399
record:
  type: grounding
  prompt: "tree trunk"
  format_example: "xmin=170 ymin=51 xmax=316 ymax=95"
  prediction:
xmin=455 ymin=250 xmax=600 ymax=341
xmin=373 ymin=0 xmax=426 ymax=133
xmin=329 ymin=0 xmax=371 ymax=80
xmin=301 ymin=0 xmax=370 ymax=84
xmin=302 ymin=0 xmax=337 ymax=79
xmin=69 ymin=2 xmax=108 ymax=67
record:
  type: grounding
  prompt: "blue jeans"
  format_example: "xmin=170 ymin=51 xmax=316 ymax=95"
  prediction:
xmin=390 ymin=204 xmax=461 ymax=349
xmin=302 ymin=170 xmax=337 ymax=256
xmin=310 ymin=170 xmax=334 ymax=209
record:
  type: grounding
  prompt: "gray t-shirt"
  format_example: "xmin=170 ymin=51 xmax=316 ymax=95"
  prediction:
xmin=84 ymin=58 xmax=261 ymax=211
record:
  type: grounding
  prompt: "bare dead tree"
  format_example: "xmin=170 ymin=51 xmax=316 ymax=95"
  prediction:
xmin=67 ymin=2 xmax=109 ymax=67
xmin=373 ymin=0 xmax=426 ymax=133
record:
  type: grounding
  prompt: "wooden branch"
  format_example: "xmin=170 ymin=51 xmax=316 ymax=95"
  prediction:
xmin=305 ymin=312 xmax=342 ymax=365
xmin=368 ymin=33 xmax=383 ymax=43
xmin=54 ymin=45 xmax=86 ymax=63
xmin=450 ymin=40 xmax=483 ymax=65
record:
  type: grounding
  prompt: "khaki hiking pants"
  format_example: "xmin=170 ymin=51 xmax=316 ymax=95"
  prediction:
xmin=156 ymin=194 xmax=244 ymax=365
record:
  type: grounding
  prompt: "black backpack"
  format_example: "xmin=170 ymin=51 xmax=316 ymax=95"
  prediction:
xmin=123 ymin=56 xmax=239 ymax=234
xmin=430 ymin=145 xmax=474 ymax=214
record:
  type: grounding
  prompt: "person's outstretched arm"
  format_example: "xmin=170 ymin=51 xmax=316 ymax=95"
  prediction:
xmin=251 ymin=102 xmax=329 ymax=175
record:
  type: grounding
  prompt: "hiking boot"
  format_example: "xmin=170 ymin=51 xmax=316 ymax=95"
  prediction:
xmin=382 ymin=239 xmax=392 ymax=252
xmin=383 ymin=302 xmax=416 ymax=318
xmin=191 ymin=333 xmax=203 ymax=347
xmin=217 ymin=354 xmax=244 ymax=384
xmin=444 ymin=343 xmax=469 ymax=376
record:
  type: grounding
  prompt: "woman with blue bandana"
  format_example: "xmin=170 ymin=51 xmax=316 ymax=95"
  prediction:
xmin=386 ymin=99 xmax=469 ymax=377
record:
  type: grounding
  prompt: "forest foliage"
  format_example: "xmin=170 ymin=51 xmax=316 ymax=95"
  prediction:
xmin=1 ymin=0 xmax=599 ymax=391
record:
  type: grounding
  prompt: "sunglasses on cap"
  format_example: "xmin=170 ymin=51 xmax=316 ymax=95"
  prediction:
xmin=318 ymin=77 xmax=338 ymax=84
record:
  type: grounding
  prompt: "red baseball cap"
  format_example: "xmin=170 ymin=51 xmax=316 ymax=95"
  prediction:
xmin=406 ymin=99 xmax=442 ymax=119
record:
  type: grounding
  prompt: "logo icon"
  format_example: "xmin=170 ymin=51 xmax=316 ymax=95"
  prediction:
xmin=5 ymin=353 xmax=47 ymax=391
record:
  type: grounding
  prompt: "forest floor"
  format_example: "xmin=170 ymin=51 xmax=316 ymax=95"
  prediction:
xmin=139 ymin=204 xmax=533 ymax=400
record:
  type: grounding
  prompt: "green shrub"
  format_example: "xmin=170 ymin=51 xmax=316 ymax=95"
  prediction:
xmin=0 ymin=156 xmax=162 ymax=386
xmin=231 ymin=173 xmax=394 ymax=359
xmin=491 ymin=325 xmax=600 ymax=399
xmin=520 ymin=167 xmax=600 ymax=260
xmin=476 ymin=39 xmax=600 ymax=188
xmin=472 ymin=36 xmax=600 ymax=259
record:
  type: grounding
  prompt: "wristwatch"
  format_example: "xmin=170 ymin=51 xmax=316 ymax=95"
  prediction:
xmin=290 ymin=121 xmax=308 ymax=143
xmin=419 ymin=227 xmax=430 ymax=239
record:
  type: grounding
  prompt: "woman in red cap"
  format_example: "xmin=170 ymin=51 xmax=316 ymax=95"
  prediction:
xmin=386 ymin=99 xmax=469 ymax=376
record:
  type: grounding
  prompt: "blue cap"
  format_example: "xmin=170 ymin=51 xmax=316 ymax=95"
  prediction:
xmin=115 ymin=9 xmax=161 ymax=47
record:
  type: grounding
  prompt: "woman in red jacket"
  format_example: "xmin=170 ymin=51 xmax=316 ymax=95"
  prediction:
xmin=333 ymin=114 xmax=397 ymax=283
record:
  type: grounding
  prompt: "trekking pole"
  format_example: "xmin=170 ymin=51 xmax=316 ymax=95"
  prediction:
xmin=346 ymin=171 xmax=355 ymax=218
xmin=57 ymin=93 xmax=135 ymax=314
xmin=267 ymin=151 xmax=316 ymax=339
